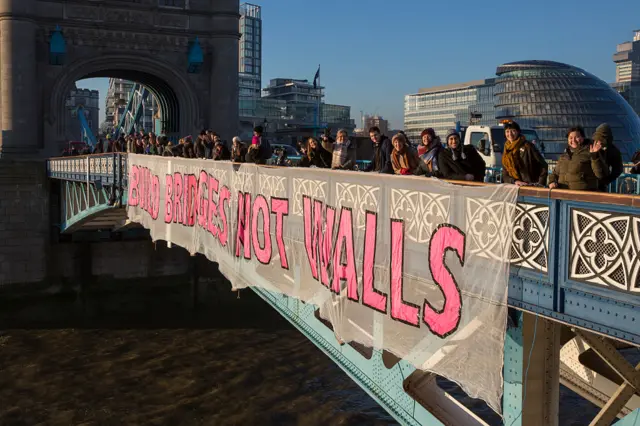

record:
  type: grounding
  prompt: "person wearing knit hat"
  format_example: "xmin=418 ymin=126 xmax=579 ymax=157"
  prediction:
xmin=415 ymin=128 xmax=443 ymax=177
xmin=592 ymin=123 xmax=623 ymax=191
xmin=437 ymin=129 xmax=486 ymax=182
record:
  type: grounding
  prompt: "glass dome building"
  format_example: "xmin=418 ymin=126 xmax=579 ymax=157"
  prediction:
xmin=494 ymin=60 xmax=640 ymax=159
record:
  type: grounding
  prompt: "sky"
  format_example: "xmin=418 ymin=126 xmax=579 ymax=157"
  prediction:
xmin=77 ymin=0 xmax=640 ymax=129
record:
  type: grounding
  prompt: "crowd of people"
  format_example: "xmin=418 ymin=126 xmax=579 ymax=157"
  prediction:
xmin=68 ymin=121 xmax=640 ymax=192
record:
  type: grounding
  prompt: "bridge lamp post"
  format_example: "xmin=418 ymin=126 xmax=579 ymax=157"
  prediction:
xmin=187 ymin=37 xmax=204 ymax=74
xmin=49 ymin=25 xmax=66 ymax=65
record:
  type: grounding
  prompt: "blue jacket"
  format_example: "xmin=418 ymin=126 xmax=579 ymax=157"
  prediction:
xmin=366 ymin=136 xmax=393 ymax=174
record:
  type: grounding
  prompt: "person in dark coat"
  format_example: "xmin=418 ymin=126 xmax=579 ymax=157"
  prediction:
xmin=213 ymin=140 xmax=231 ymax=160
xmin=501 ymin=120 xmax=548 ymax=186
xmin=231 ymin=137 xmax=247 ymax=163
xmin=438 ymin=129 xmax=486 ymax=182
xmin=414 ymin=128 xmax=443 ymax=177
xmin=549 ymin=127 xmax=608 ymax=191
xmin=631 ymin=149 xmax=640 ymax=174
xmin=364 ymin=126 xmax=393 ymax=174
xmin=299 ymin=137 xmax=332 ymax=168
xmin=592 ymin=123 xmax=623 ymax=191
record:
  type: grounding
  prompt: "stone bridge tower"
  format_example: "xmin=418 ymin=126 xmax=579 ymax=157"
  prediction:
xmin=0 ymin=0 xmax=240 ymax=158
xmin=0 ymin=0 xmax=239 ymax=286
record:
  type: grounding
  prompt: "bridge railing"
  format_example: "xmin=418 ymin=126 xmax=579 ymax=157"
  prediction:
xmin=47 ymin=153 xmax=127 ymax=187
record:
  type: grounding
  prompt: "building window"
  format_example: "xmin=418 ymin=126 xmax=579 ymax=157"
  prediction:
xmin=159 ymin=0 xmax=186 ymax=8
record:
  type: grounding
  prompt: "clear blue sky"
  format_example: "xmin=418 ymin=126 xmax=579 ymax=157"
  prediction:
xmin=78 ymin=0 xmax=640 ymax=129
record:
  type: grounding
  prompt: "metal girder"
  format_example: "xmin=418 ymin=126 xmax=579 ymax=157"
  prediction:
xmin=574 ymin=329 xmax=640 ymax=391
xmin=124 ymin=85 xmax=150 ymax=135
xmin=59 ymin=180 xmax=125 ymax=233
xmin=249 ymin=287 xmax=503 ymax=426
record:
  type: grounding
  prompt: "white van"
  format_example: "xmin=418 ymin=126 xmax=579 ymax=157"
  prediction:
xmin=461 ymin=125 xmax=541 ymax=168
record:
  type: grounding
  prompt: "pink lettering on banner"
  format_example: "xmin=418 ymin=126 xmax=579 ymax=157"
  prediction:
xmin=142 ymin=168 xmax=149 ymax=212
xmin=128 ymin=165 xmax=140 ymax=206
xmin=207 ymin=175 xmax=219 ymax=238
xmin=251 ymin=195 xmax=272 ymax=265
xmin=173 ymin=172 xmax=183 ymax=224
xmin=270 ymin=197 xmax=290 ymax=270
xmin=390 ymin=219 xmax=420 ymax=327
xmin=218 ymin=185 xmax=230 ymax=247
xmin=362 ymin=211 xmax=387 ymax=314
xmin=303 ymin=196 xmax=318 ymax=279
xmin=185 ymin=174 xmax=198 ymax=227
xmin=235 ymin=192 xmax=251 ymax=259
xmin=164 ymin=174 xmax=173 ymax=223
xmin=197 ymin=171 xmax=209 ymax=229
xmin=141 ymin=167 xmax=148 ymax=211
xmin=332 ymin=207 xmax=358 ymax=300
xmin=424 ymin=224 xmax=465 ymax=338
xmin=151 ymin=174 xmax=160 ymax=220
xmin=310 ymin=200 xmax=333 ymax=288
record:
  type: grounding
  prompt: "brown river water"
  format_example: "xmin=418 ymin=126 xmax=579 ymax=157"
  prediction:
xmin=0 ymin=277 xmax=605 ymax=425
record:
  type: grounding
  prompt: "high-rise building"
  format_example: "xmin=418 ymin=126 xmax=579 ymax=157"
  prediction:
xmin=612 ymin=30 xmax=640 ymax=117
xmin=613 ymin=30 xmax=640 ymax=83
xmin=104 ymin=78 xmax=158 ymax=134
xmin=363 ymin=115 xmax=389 ymax=135
xmin=404 ymin=79 xmax=496 ymax=143
xmin=239 ymin=3 xmax=262 ymax=100
xmin=65 ymin=86 xmax=99 ymax=142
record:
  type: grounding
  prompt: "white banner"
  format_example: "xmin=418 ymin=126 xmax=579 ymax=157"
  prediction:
xmin=127 ymin=154 xmax=518 ymax=414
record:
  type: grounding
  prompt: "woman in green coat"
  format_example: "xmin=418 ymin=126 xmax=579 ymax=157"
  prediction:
xmin=548 ymin=127 xmax=608 ymax=191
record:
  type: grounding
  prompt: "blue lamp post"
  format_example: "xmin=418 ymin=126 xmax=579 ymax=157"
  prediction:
xmin=187 ymin=37 xmax=203 ymax=73
xmin=49 ymin=25 xmax=66 ymax=65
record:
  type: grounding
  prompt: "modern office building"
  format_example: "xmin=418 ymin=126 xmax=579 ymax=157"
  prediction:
xmin=404 ymin=79 xmax=496 ymax=143
xmin=239 ymin=77 xmax=354 ymax=142
xmin=495 ymin=60 xmax=640 ymax=159
xmin=613 ymin=82 xmax=640 ymax=117
xmin=613 ymin=30 xmax=640 ymax=84
xmin=65 ymin=86 xmax=99 ymax=142
xmin=239 ymin=3 xmax=262 ymax=99
xmin=363 ymin=115 xmax=389 ymax=135
xmin=104 ymin=78 xmax=158 ymax=134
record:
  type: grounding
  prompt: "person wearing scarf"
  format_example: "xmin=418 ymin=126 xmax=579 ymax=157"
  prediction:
xmin=391 ymin=133 xmax=419 ymax=175
xmin=438 ymin=129 xmax=486 ymax=182
xmin=331 ymin=130 xmax=357 ymax=170
xmin=415 ymin=128 xmax=443 ymax=177
xmin=548 ymin=126 xmax=608 ymax=191
xmin=501 ymin=120 xmax=547 ymax=186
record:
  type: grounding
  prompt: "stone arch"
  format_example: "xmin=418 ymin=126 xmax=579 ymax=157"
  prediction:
xmin=47 ymin=53 xmax=201 ymax=153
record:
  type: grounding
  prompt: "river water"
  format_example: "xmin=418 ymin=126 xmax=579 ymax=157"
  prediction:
xmin=0 ymin=278 xmax=605 ymax=425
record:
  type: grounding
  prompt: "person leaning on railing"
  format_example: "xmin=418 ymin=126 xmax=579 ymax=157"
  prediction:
xmin=231 ymin=137 xmax=247 ymax=163
xmin=437 ymin=129 xmax=486 ymax=182
xmin=631 ymin=149 xmax=640 ymax=174
xmin=548 ymin=126 xmax=608 ymax=191
xmin=414 ymin=128 xmax=443 ymax=178
xmin=592 ymin=123 xmax=624 ymax=191
xmin=299 ymin=137 xmax=332 ymax=168
xmin=501 ymin=120 xmax=547 ymax=187
xmin=331 ymin=130 xmax=357 ymax=170
xmin=390 ymin=132 xmax=419 ymax=175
